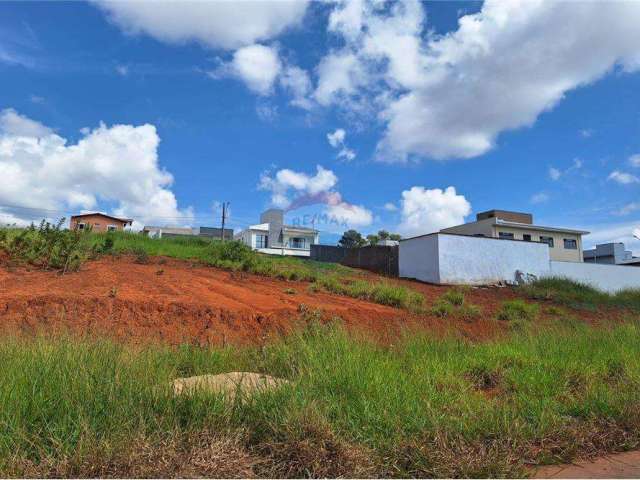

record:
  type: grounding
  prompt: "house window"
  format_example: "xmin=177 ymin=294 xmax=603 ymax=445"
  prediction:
xmin=540 ymin=236 xmax=554 ymax=248
xmin=498 ymin=231 xmax=514 ymax=239
xmin=255 ymin=234 xmax=268 ymax=249
xmin=523 ymin=234 xmax=532 ymax=242
xmin=107 ymin=225 xmax=117 ymax=232
xmin=291 ymin=237 xmax=306 ymax=249
xmin=77 ymin=223 xmax=86 ymax=230
xmin=563 ymin=238 xmax=577 ymax=250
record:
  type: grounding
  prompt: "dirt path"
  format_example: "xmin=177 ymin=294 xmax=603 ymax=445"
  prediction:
xmin=534 ymin=450 xmax=640 ymax=478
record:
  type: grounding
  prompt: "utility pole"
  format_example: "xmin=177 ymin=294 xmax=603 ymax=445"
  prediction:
xmin=220 ymin=201 xmax=230 ymax=241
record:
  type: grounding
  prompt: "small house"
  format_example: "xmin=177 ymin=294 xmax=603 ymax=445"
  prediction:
xmin=70 ymin=213 xmax=133 ymax=232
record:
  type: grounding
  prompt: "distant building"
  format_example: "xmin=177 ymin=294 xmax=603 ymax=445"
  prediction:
xmin=70 ymin=213 xmax=132 ymax=232
xmin=142 ymin=226 xmax=195 ymax=239
xmin=440 ymin=209 xmax=589 ymax=262
xmin=235 ymin=209 xmax=319 ymax=257
xmin=142 ymin=226 xmax=233 ymax=240
xmin=377 ymin=239 xmax=399 ymax=247
xmin=198 ymin=226 xmax=234 ymax=240
xmin=583 ymin=242 xmax=640 ymax=266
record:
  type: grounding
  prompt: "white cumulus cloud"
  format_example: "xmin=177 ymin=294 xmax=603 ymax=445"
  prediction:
xmin=93 ymin=0 xmax=309 ymax=50
xmin=231 ymin=44 xmax=281 ymax=95
xmin=398 ymin=186 xmax=471 ymax=236
xmin=629 ymin=154 xmax=640 ymax=168
xmin=317 ymin=0 xmax=640 ymax=162
xmin=0 ymin=108 xmax=192 ymax=227
xmin=258 ymin=165 xmax=372 ymax=228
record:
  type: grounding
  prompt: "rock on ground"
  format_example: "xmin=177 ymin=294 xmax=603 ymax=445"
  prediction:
xmin=173 ymin=371 xmax=288 ymax=399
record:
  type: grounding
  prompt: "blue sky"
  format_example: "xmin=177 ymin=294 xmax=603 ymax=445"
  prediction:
xmin=1 ymin=0 xmax=640 ymax=250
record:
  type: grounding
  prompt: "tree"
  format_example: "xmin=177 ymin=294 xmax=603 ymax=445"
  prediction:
xmin=377 ymin=230 xmax=390 ymax=240
xmin=366 ymin=234 xmax=380 ymax=245
xmin=338 ymin=229 xmax=367 ymax=248
xmin=389 ymin=233 xmax=402 ymax=241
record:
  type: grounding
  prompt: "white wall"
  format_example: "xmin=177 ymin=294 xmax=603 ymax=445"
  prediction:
xmin=257 ymin=247 xmax=310 ymax=257
xmin=546 ymin=261 xmax=640 ymax=293
xmin=438 ymin=234 xmax=550 ymax=285
xmin=399 ymin=233 xmax=549 ymax=285
xmin=398 ymin=234 xmax=440 ymax=283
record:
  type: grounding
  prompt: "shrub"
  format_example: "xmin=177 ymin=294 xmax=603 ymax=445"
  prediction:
xmin=0 ymin=219 xmax=89 ymax=273
xmin=496 ymin=300 xmax=539 ymax=322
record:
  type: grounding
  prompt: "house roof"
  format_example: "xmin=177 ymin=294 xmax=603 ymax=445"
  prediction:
xmin=71 ymin=212 xmax=133 ymax=224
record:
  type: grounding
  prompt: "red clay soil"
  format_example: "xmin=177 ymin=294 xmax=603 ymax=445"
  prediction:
xmin=0 ymin=255 xmax=610 ymax=346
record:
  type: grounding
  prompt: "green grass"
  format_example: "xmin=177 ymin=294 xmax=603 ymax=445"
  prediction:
xmin=431 ymin=287 xmax=482 ymax=320
xmin=318 ymin=275 xmax=425 ymax=311
xmin=522 ymin=276 xmax=640 ymax=311
xmin=496 ymin=299 xmax=540 ymax=322
xmin=2 ymin=321 xmax=640 ymax=477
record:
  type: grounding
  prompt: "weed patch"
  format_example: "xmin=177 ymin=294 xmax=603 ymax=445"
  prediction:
xmin=431 ymin=288 xmax=482 ymax=320
xmin=522 ymin=277 xmax=640 ymax=311
xmin=496 ymin=299 xmax=539 ymax=322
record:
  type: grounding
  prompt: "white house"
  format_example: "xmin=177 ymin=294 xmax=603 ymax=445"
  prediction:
xmin=235 ymin=209 xmax=319 ymax=257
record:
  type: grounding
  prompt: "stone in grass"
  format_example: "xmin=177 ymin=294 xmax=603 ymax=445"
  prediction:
xmin=173 ymin=371 xmax=288 ymax=400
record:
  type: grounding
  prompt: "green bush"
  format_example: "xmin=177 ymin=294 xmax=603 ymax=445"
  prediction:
xmin=0 ymin=219 xmax=89 ymax=273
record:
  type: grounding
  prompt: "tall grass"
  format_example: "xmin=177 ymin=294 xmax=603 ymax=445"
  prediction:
xmin=523 ymin=276 xmax=640 ymax=311
xmin=2 ymin=321 xmax=640 ymax=477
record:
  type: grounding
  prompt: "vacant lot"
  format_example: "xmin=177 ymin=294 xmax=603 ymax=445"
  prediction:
xmin=2 ymin=321 xmax=640 ymax=478
xmin=1 ymin=228 xmax=640 ymax=477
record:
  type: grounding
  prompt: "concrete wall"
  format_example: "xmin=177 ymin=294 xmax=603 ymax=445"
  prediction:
xmin=545 ymin=261 xmax=640 ymax=293
xmin=437 ymin=234 xmax=550 ymax=285
xmin=398 ymin=234 xmax=440 ymax=283
xmin=257 ymin=247 xmax=310 ymax=257
xmin=399 ymin=233 xmax=549 ymax=285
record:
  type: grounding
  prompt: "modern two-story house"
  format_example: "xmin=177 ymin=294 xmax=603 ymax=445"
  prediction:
xmin=440 ymin=209 xmax=589 ymax=262
xmin=235 ymin=209 xmax=319 ymax=257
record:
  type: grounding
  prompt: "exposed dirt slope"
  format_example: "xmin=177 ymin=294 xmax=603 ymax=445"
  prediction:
xmin=0 ymin=255 xmax=599 ymax=346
